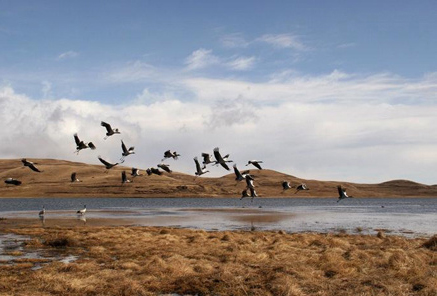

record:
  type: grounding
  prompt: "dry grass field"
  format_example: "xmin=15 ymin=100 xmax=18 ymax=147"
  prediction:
xmin=0 ymin=224 xmax=436 ymax=295
xmin=1 ymin=158 xmax=437 ymax=198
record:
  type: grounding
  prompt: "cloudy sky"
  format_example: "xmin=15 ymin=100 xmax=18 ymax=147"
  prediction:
xmin=1 ymin=1 xmax=437 ymax=184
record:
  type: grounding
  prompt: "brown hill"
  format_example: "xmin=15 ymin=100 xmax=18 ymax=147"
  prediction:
xmin=0 ymin=158 xmax=436 ymax=198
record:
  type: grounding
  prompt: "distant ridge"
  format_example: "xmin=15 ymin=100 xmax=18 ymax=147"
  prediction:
xmin=0 ymin=158 xmax=436 ymax=198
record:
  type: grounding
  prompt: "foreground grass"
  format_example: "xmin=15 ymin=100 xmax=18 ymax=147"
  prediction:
xmin=1 ymin=226 xmax=436 ymax=296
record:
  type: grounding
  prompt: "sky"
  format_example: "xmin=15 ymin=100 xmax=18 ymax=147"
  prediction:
xmin=1 ymin=0 xmax=437 ymax=184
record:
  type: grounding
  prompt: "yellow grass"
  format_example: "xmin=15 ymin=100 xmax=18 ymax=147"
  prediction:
xmin=0 ymin=225 xmax=436 ymax=295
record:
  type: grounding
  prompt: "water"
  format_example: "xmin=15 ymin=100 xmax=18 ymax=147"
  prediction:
xmin=0 ymin=197 xmax=436 ymax=237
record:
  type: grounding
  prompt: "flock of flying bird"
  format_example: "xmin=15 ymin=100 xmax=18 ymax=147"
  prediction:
xmin=4 ymin=121 xmax=354 ymax=217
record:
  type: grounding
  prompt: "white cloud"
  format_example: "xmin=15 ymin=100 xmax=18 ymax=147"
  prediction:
xmin=1 ymin=69 xmax=437 ymax=184
xmin=257 ymin=34 xmax=306 ymax=51
xmin=226 ymin=56 xmax=256 ymax=71
xmin=57 ymin=51 xmax=79 ymax=60
xmin=221 ymin=33 xmax=250 ymax=48
xmin=185 ymin=48 xmax=220 ymax=70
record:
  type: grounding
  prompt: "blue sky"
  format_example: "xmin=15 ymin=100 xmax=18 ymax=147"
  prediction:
xmin=1 ymin=1 xmax=437 ymax=184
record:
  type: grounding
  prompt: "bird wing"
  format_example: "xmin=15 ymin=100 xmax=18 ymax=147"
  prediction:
xmin=233 ymin=165 xmax=243 ymax=179
xmin=29 ymin=163 xmax=41 ymax=172
xmin=253 ymin=162 xmax=263 ymax=170
xmin=337 ymin=186 xmax=343 ymax=197
xmin=201 ymin=153 xmax=211 ymax=163
xmin=121 ymin=140 xmax=127 ymax=153
xmin=101 ymin=121 xmax=112 ymax=132
xmin=213 ymin=148 xmax=224 ymax=162
xmin=74 ymin=133 xmax=81 ymax=145
xmin=163 ymin=150 xmax=171 ymax=158
xmin=98 ymin=157 xmax=111 ymax=166
xmin=194 ymin=157 xmax=202 ymax=173
xmin=122 ymin=171 xmax=127 ymax=182
xmin=220 ymin=162 xmax=230 ymax=170
xmin=250 ymin=188 xmax=257 ymax=197
xmin=88 ymin=142 xmax=96 ymax=150
xmin=71 ymin=173 xmax=76 ymax=182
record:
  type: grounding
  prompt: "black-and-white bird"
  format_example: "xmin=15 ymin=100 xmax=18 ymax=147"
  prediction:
xmin=39 ymin=206 xmax=45 ymax=217
xmin=121 ymin=171 xmax=131 ymax=184
xmin=337 ymin=185 xmax=353 ymax=202
xmin=240 ymin=189 xmax=250 ymax=200
xmin=249 ymin=187 xmax=258 ymax=200
xmin=162 ymin=150 xmax=180 ymax=161
xmin=101 ymin=121 xmax=120 ymax=140
xmin=213 ymin=147 xmax=232 ymax=171
xmin=295 ymin=183 xmax=309 ymax=194
xmin=131 ymin=168 xmax=141 ymax=177
xmin=282 ymin=181 xmax=291 ymax=191
xmin=21 ymin=159 xmax=42 ymax=172
xmin=4 ymin=178 xmax=22 ymax=186
xmin=246 ymin=160 xmax=263 ymax=170
xmin=146 ymin=168 xmax=162 ymax=176
xmin=201 ymin=153 xmax=214 ymax=165
xmin=120 ymin=140 xmax=135 ymax=161
xmin=77 ymin=205 xmax=86 ymax=215
xmin=71 ymin=172 xmax=81 ymax=182
xmin=74 ymin=133 xmax=96 ymax=154
xmin=245 ymin=174 xmax=255 ymax=189
xmin=233 ymin=164 xmax=246 ymax=181
xmin=194 ymin=157 xmax=209 ymax=176
xmin=97 ymin=156 xmax=119 ymax=171
xmin=157 ymin=163 xmax=172 ymax=173
xmin=240 ymin=188 xmax=258 ymax=202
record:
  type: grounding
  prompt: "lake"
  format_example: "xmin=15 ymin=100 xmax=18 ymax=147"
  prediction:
xmin=0 ymin=197 xmax=436 ymax=237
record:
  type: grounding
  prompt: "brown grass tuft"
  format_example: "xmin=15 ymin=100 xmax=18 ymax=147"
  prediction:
xmin=421 ymin=235 xmax=437 ymax=251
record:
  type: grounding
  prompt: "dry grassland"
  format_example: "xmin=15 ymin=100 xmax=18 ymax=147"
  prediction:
xmin=1 ymin=226 xmax=436 ymax=295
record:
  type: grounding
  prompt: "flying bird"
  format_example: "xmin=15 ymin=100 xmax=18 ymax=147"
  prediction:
xmin=337 ymin=185 xmax=353 ymax=202
xmin=101 ymin=121 xmax=120 ymax=140
xmin=71 ymin=172 xmax=81 ymax=182
xmin=39 ymin=206 xmax=45 ymax=217
xmin=131 ymin=168 xmax=141 ymax=177
xmin=4 ymin=178 xmax=22 ymax=186
xmin=240 ymin=188 xmax=258 ymax=202
xmin=146 ymin=168 xmax=162 ymax=176
xmin=233 ymin=164 xmax=246 ymax=181
xmin=282 ymin=181 xmax=291 ymax=191
xmin=213 ymin=147 xmax=232 ymax=171
xmin=77 ymin=205 xmax=86 ymax=215
xmin=245 ymin=174 xmax=255 ymax=190
xmin=240 ymin=189 xmax=250 ymax=200
xmin=74 ymin=133 xmax=96 ymax=154
xmin=162 ymin=150 xmax=180 ymax=161
xmin=97 ymin=156 xmax=119 ymax=171
xmin=121 ymin=140 xmax=135 ymax=161
xmin=194 ymin=157 xmax=209 ymax=176
xmin=121 ymin=171 xmax=131 ymax=184
xmin=201 ymin=153 xmax=214 ymax=165
xmin=21 ymin=159 xmax=42 ymax=172
xmin=157 ymin=163 xmax=172 ymax=173
xmin=246 ymin=160 xmax=263 ymax=170
xmin=295 ymin=183 xmax=309 ymax=194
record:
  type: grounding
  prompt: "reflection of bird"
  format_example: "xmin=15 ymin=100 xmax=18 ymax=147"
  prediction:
xmin=131 ymin=168 xmax=141 ymax=177
xmin=74 ymin=133 xmax=96 ymax=154
xmin=77 ymin=205 xmax=86 ymax=215
xmin=22 ymin=159 xmax=42 ymax=172
xmin=201 ymin=153 xmax=214 ymax=165
xmin=282 ymin=181 xmax=291 ymax=191
xmin=4 ymin=178 xmax=22 ymax=186
xmin=97 ymin=156 xmax=119 ymax=171
xmin=121 ymin=171 xmax=131 ymax=184
xmin=162 ymin=150 xmax=181 ymax=161
xmin=233 ymin=164 xmax=246 ymax=181
xmin=120 ymin=140 xmax=135 ymax=161
xmin=246 ymin=160 xmax=263 ymax=170
xmin=71 ymin=172 xmax=81 ymax=182
xmin=101 ymin=121 xmax=120 ymax=140
xmin=194 ymin=157 xmax=209 ymax=176
xmin=158 ymin=163 xmax=172 ymax=173
xmin=39 ymin=206 xmax=45 ymax=217
xmin=213 ymin=147 xmax=232 ymax=170
xmin=295 ymin=183 xmax=309 ymax=194
xmin=337 ymin=185 xmax=353 ymax=202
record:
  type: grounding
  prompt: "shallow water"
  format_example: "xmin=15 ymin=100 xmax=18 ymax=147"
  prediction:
xmin=0 ymin=197 xmax=436 ymax=237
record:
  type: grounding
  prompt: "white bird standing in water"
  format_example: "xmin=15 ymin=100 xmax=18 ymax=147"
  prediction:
xmin=246 ymin=160 xmax=263 ymax=170
xmin=194 ymin=157 xmax=209 ymax=176
xmin=101 ymin=121 xmax=120 ymax=140
xmin=337 ymin=185 xmax=353 ymax=202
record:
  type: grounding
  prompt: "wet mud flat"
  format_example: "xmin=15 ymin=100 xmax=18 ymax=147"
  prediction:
xmin=0 ymin=220 xmax=436 ymax=296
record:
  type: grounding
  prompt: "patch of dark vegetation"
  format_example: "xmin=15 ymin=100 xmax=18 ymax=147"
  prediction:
xmin=421 ymin=235 xmax=437 ymax=251
xmin=44 ymin=237 xmax=76 ymax=248
xmin=324 ymin=270 xmax=337 ymax=278
xmin=412 ymin=283 xmax=426 ymax=292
